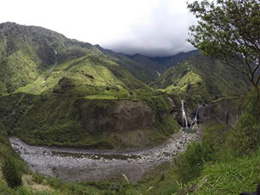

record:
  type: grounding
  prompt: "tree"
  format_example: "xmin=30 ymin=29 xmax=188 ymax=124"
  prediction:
xmin=187 ymin=0 xmax=260 ymax=99
xmin=2 ymin=157 xmax=22 ymax=189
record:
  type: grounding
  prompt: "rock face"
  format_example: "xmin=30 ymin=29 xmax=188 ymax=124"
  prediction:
xmin=81 ymin=100 xmax=155 ymax=133
xmin=198 ymin=98 xmax=240 ymax=127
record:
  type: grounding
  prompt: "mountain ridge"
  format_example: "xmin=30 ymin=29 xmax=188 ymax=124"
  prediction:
xmin=0 ymin=22 xmax=250 ymax=150
xmin=0 ymin=22 xmax=180 ymax=150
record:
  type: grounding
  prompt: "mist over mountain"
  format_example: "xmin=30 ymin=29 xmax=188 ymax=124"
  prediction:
xmin=0 ymin=0 xmax=198 ymax=57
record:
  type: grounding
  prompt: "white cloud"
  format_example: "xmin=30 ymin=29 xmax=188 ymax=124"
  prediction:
xmin=0 ymin=0 xmax=199 ymax=56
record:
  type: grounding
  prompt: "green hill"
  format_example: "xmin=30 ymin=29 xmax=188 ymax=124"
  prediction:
xmin=0 ymin=22 xmax=178 ymax=150
xmin=0 ymin=22 xmax=258 ymax=195
xmin=96 ymin=45 xmax=159 ymax=83
xmin=151 ymin=54 xmax=250 ymax=106
xmin=0 ymin=22 xmax=251 ymax=149
xmin=0 ymin=22 xmax=156 ymax=96
xmin=146 ymin=50 xmax=199 ymax=72
xmin=0 ymin=22 xmax=96 ymax=94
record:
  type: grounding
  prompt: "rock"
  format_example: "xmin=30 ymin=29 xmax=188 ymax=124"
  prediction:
xmin=9 ymin=128 xmax=201 ymax=183
xmin=81 ymin=100 xmax=155 ymax=132
xmin=197 ymin=99 xmax=240 ymax=127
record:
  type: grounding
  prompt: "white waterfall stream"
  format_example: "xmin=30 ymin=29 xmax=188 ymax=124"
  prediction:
xmin=193 ymin=108 xmax=198 ymax=124
xmin=156 ymin=70 xmax=161 ymax=77
xmin=181 ymin=100 xmax=188 ymax=128
xmin=191 ymin=108 xmax=199 ymax=130
xmin=181 ymin=101 xmax=201 ymax=129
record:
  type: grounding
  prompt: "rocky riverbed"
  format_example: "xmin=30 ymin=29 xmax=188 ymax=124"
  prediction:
xmin=10 ymin=129 xmax=201 ymax=183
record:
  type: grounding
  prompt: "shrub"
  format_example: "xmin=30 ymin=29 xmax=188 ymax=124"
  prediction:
xmin=176 ymin=142 xmax=214 ymax=183
xmin=2 ymin=157 xmax=22 ymax=189
xmin=221 ymin=91 xmax=260 ymax=158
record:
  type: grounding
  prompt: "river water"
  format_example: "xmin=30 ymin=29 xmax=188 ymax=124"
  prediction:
xmin=10 ymin=129 xmax=200 ymax=184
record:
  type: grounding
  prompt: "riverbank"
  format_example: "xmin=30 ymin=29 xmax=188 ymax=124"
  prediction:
xmin=10 ymin=128 xmax=201 ymax=184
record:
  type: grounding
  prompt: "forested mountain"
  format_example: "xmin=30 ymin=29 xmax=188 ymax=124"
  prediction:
xmin=0 ymin=22 xmax=250 ymax=148
xmin=0 ymin=22 xmax=257 ymax=195
xmin=151 ymin=54 xmax=250 ymax=105
xmin=0 ymin=22 xmax=152 ymax=95
xmin=0 ymin=22 xmax=178 ymax=150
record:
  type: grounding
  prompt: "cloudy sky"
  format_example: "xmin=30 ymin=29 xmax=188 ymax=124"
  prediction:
xmin=0 ymin=0 xmax=198 ymax=56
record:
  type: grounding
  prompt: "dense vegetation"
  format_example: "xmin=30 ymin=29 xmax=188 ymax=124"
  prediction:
xmin=0 ymin=22 xmax=247 ymax=150
xmin=1 ymin=91 xmax=258 ymax=195
xmin=134 ymin=91 xmax=259 ymax=195
xmin=187 ymin=0 xmax=260 ymax=99
xmin=175 ymin=91 xmax=260 ymax=194
xmin=0 ymin=22 xmax=180 ymax=150
xmin=0 ymin=20 xmax=258 ymax=195
xmin=151 ymin=54 xmax=249 ymax=107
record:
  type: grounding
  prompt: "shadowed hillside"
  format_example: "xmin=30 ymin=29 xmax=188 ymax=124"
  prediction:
xmin=151 ymin=54 xmax=250 ymax=107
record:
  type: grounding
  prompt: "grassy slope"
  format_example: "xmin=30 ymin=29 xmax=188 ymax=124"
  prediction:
xmin=146 ymin=50 xmax=200 ymax=72
xmin=126 ymin=92 xmax=259 ymax=195
xmin=0 ymin=22 xmax=156 ymax=95
xmin=150 ymin=92 xmax=259 ymax=195
xmin=0 ymin=55 xmax=178 ymax=150
xmin=2 ymin=94 xmax=177 ymax=150
xmin=192 ymin=94 xmax=260 ymax=194
xmin=151 ymin=54 xmax=250 ymax=107
xmin=6 ymin=51 xmax=176 ymax=150
xmin=0 ymin=23 xmax=180 ymax=151
xmin=15 ymin=53 xmax=146 ymax=97
xmin=96 ymin=45 xmax=159 ymax=84
xmin=192 ymin=151 xmax=260 ymax=195
xmin=0 ymin=22 xmax=96 ymax=94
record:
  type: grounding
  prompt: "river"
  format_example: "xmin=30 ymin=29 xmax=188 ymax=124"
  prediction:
xmin=10 ymin=129 xmax=200 ymax=184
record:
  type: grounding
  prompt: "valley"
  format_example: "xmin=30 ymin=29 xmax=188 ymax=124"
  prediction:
xmin=9 ymin=129 xmax=200 ymax=184
xmin=0 ymin=21 xmax=258 ymax=195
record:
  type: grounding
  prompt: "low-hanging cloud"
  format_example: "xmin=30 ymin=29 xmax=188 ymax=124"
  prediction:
xmin=100 ymin=0 xmax=198 ymax=57
xmin=0 ymin=0 xmax=198 ymax=57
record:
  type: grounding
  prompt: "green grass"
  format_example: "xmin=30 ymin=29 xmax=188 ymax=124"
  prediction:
xmin=136 ymin=162 xmax=180 ymax=195
xmin=190 ymin=150 xmax=260 ymax=195
xmin=15 ymin=55 xmax=128 ymax=96
xmin=0 ymin=50 xmax=38 ymax=94
xmin=85 ymin=95 xmax=118 ymax=100
xmin=164 ymin=70 xmax=203 ymax=93
xmin=100 ymin=49 xmax=158 ymax=84
xmin=15 ymin=76 xmax=47 ymax=95
xmin=173 ymin=91 xmax=260 ymax=195
xmin=13 ymin=53 xmax=151 ymax=99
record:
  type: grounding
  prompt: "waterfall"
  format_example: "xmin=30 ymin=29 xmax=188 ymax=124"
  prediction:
xmin=47 ymin=49 xmax=58 ymax=74
xmin=181 ymin=101 xmax=200 ymax=130
xmin=193 ymin=108 xmax=198 ymax=123
xmin=167 ymin=97 xmax=174 ymax=107
xmin=191 ymin=108 xmax=199 ymax=130
xmin=181 ymin=100 xmax=188 ymax=128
